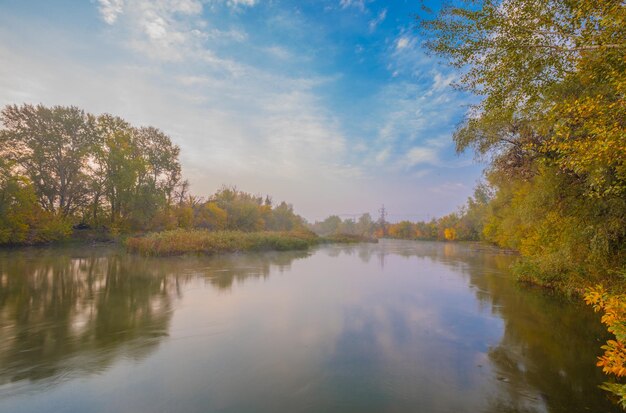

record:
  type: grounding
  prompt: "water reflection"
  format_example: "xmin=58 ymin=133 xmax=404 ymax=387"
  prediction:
xmin=317 ymin=241 xmax=616 ymax=412
xmin=0 ymin=247 xmax=176 ymax=392
xmin=0 ymin=241 xmax=618 ymax=413
xmin=190 ymin=250 xmax=311 ymax=290
xmin=463 ymin=253 xmax=612 ymax=413
xmin=0 ymin=247 xmax=309 ymax=395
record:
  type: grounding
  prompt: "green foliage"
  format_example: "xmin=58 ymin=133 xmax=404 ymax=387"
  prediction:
xmin=601 ymin=383 xmax=626 ymax=410
xmin=481 ymin=166 xmax=626 ymax=292
xmin=0 ymin=159 xmax=71 ymax=245
xmin=310 ymin=215 xmax=343 ymax=236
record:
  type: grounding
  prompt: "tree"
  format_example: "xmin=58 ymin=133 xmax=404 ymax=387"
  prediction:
xmin=418 ymin=0 xmax=626 ymax=191
xmin=0 ymin=159 xmax=71 ymax=244
xmin=135 ymin=126 xmax=181 ymax=203
xmin=194 ymin=202 xmax=228 ymax=231
xmin=0 ymin=104 xmax=98 ymax=216
xmin=267 ymin=201 xmax=302 ymax=231
xmin=313 ymin=215 xmax=342 ymax=236
xmin=93 ymin=115 xmax=146 ymax=227
xmin=389 ymin=221 xmax=415 ymax=239
xmin=356 ymin=213 xmax=374 ymax=236
xmin=211 ymin=186 xmax=264 ymax=232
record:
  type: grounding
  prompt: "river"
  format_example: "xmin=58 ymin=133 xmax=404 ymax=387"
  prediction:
xmin=0 ymin=240 xmax=618 ymax=412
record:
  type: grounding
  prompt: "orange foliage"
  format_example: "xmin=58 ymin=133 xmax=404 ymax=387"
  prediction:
xmin=585 ymin=286 xmax=626 ymax=377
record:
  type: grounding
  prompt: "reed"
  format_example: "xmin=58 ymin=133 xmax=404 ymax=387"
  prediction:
xmin=125 ymin=229 xmax=320 ymax=256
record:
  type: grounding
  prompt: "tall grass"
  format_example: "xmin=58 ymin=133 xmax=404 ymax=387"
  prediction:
xmin=125 ymin=229 xmax=321 ymax=256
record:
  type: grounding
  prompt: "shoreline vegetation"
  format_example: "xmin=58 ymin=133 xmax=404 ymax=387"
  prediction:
xmin=125 ymin=229 xmax=377 ymax=257
xmin=415 ymin=1 xmax=626 ymax=406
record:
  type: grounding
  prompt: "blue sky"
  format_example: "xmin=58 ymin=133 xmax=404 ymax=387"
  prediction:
xmin=0 ymin=0 xmax=484 ymax=221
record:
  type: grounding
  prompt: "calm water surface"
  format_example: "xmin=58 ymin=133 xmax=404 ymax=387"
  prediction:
xmin=0 ymin=240 xmax=618 ymax=413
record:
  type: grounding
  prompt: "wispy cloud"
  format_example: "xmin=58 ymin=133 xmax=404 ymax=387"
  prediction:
xmin=98 ymin=0 xmax=125 ymax=24
xmin=97 ymin=0 xmax=256 ymax=62
xmin=227 ymin=0 xmax=258 ymax=7
xmin=263 ymin=45 xmax=291 ymax=60
xmin=369 ymin=8 xmax=387 ymax=32
xmin=339 ymin=0 xmax=367 ymax=13
xmin=395 ymin=36 xmax=411 ymax=51
xmin=405 ymin=147 xmax=438 ymax=166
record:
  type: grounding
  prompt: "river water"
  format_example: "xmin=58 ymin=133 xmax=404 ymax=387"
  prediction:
xmin=0 ymin=240 xmax=619 ymax=412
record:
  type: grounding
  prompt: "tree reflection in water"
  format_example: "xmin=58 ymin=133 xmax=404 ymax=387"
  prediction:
xmin=0 ymin=246 xmax=309 ymax=393
xmin=0 ymin=241 xmax=619 ymax=413
xmin=320 ymin=240 xmax=618 ymax=413
xmin=0 ymin=247 xmax=175 ymax=391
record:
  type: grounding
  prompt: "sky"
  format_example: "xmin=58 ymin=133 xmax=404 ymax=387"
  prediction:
xmin=0 ymin=0 xmax=484 ymax=222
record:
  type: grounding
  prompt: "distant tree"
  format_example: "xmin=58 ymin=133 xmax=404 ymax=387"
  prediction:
xmin=356 ymin=213 xmax=374 ymax=236
xmin=313 ymin=215 xmax=342 ymax=236
xmin=389 ymin=221 xmax=415 ymax=239
xmin=194 ymin=202 xmax=228 ymax=231
xmin=267 ymin=201 xmax=301 ymax=231
xmin=211 ymin=186 xmax=264 ymax=231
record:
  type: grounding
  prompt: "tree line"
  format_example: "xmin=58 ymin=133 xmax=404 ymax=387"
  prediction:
xmin=414 ymin=0 xmax=625 ymax=290
xmin=0 ymin=104 xmax=305 ymax=245
xmin=416 ymin=0 xmax=625 ymax=404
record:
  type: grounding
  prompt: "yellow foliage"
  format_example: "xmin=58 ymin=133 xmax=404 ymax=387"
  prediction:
xmin=444 ymin=227 xmax=457 ymax=241
xmin=195 ymin=202 xmax=228 ymax=231
xmin=585 ymin=286 xmax=626 ymax=378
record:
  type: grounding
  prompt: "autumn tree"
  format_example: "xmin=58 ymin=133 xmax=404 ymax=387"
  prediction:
xmin=418 ymin=0 xmax=626 ymax=403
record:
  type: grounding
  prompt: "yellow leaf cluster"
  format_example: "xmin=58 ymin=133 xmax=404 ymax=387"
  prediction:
xmin=585 ymin=286 xmax=626 ymax=377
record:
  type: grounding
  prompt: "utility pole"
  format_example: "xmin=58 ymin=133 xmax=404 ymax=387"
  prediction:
xmin=378 ymin=204 xmax=388 ymax=237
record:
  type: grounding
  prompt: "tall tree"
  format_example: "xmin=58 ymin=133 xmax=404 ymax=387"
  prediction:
xmin=135 ymin=126 xmax=181 ymax=203
xmin=0 ymin=104 xmax=98 ymax=216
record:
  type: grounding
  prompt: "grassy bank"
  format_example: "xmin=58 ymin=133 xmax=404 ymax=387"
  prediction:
xmin=125 ymin=229 xmax=323 ymax=256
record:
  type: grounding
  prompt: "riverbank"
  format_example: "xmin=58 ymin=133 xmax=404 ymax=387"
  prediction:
xmin=125 ymin=229 xmax=377 ymax=256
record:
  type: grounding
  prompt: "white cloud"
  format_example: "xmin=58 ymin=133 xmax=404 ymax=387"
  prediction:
xmin=405 ymin=147 xmax=438 ymax=166
xmin=339 ymin=0 xmax=366 ymax=13
xmin=97 ymin=0 xmax=206 ymax=61
xmin=395 ymin=36 xmax=410 ymax=50
xmin=227 ymin=0 xmax=258 ymax=7
xmin=431 ymin=72 xmax=456 ymax=91
xmin=425 ymin=135 xmax=451 ymax=148
xmin=98 ymin=0 xmax=125 ymax=24
xmin=96 ymin=0 xmax=254 ymax=62
xmin=369 ymin=8 xmax=387 ymax=32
